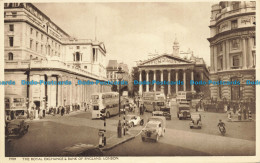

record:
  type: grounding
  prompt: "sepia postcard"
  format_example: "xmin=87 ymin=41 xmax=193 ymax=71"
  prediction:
xmin=0 ymin=0 xmax=259 ymax=162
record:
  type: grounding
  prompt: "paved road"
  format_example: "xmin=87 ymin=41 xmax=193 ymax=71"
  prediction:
xmin=104 ymin=125 xmax=255 ymax=156
xmin=5 ymin=109 xmax=256 ymax=156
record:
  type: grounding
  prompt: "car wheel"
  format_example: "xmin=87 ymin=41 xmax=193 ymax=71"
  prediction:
xmin=142 ymin=137 xmax=145 ymax=142
xmin=106 ymin=112 xmax=110 ymax=118
xmin=140 ymin=120 xmax=144 ymax=126
xmin=129 ymin=122 xmax=134 ymax=128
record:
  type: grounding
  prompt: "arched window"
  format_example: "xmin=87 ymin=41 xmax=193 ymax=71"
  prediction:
xmin=8 ymin=53 xmax=13 ymax=60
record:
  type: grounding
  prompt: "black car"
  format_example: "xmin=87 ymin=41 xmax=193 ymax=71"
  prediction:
xmin=6 ymin=119 xmax=29 ymax=138
xmin=160 ymin=107 xmax=171 ymax=120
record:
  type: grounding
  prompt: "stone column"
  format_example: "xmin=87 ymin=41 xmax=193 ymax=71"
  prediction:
xmin=214 ymin=45 xmax=218 ymax=72
xmin=168 ymin=70 xmax=171 ymax=96
xmin=153 ymin=70 xmax=156 ymax=91
xmin=183 ymin=69 xmax=186 ymax=91
xmin=191 ymin=70 xmax=194 ymax=92
xmin=248 ymin=37 xmax=253 ymax=68
xmin=139 ymin=70 xmax=143 ymax=95
xmin=175 ymin=70 xmax=178 ymax=93
xmin=59 ymin=76 xmax=63 ymax=106
xmin=160 ymin=70 xmax=164 ymax=92
xmin=47 ymin=75 xmax=52 ymax=108
xmin=146 ymin=70 xmax=149 ymax=92
xmin=226 ymin=40 xmax=230 ymax=70
xmin=210 ymin=46 xmax=214 ymax=72
xmin=223 ymin=42 xmax=226 ymax=70
xmin=242 ymin=36 xmax=247 ymax=69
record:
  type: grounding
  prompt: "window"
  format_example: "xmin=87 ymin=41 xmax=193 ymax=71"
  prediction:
xmin=41 ymin=34 xmax=43 ymax=40
xmin=9 ymin=24 xmax=14 ymax=31
xmin=11 ymin=12 xmax=17 ymax=17
xmin=36 ymin=31 xmax=38 ymax=38
xmin=219 ymin=57 xmax=223 ymax=70
xmin=41 ymin=45 xmax=43 ymax=54
xmin=30 ymin=28 xmax=33 ymax=35
xmin=4 ymin=12 xmax=6 ymax=18
xmin=36 ymin=42 xmax=38 ymax=51
xmin=8 ymin=53 xmax=13 ymax=60
xmin=231 ymin=39 xmax=240 ymax=49
xmin=93 ymin=48 xmax=96 ymax=62
xmin=30 ymin=39 xmax=33 ymax=49
xmin=217 ymin=43 xmax=223 ymax=53
xmin=233 ymin=55 xmax=240 ymax=67
xmin=9 ymin=37 xmax=13 ymax=47
xmin=84 ymin=66 xmax=87 ymax=69
xmin=76 ymin=52 xmax=80 ymax=61
xmin=77 ymin=46 xmax=80 ymax=49
xmin=253 ymin=37 xmax=256 ymax=46
xmin=231 ymin=20 xmax=238 ymax=29
xmin=232 ymin=2 xmax=240 ymax=10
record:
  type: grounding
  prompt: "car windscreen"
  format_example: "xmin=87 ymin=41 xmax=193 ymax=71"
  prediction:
xmin=157 ymin=102 xmax=164 ymax=106
xmin=179 ymin=107 xmax=189 ymax=111
xmin=93 ymin=106 xmax=99 ymax=110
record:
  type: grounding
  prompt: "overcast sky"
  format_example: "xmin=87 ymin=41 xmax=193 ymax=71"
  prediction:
xmin=35 ymin=2 xmax=215 ymax=69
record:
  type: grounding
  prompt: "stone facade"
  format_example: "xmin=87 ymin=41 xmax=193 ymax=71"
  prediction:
xmin=137 ymin=39 xmax=209 ymax=97
xmin=208 ymin=1 xmax=256 ymax=101
xmin=4 ymin=3 xmax=111 ymax=111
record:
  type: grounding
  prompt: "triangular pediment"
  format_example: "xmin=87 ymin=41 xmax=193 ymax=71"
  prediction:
xmin=140 ymin=54 xmax=193 ymax=66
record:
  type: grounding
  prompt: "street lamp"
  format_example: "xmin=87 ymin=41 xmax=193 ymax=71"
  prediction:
xmin=116 ymin=66 xmax=124 ymax=117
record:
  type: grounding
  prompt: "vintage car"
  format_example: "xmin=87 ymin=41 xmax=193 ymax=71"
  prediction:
xmin=177 ymin=104 xmax=191 ymax=120
xmin=141 ymin=121 xmax=164 ymax=142
xmin=141 ymin=116 xmax=166 ymax=142
xmin=6 ymin=119 xmax=29 ymax=138
xmin=189 ymin=113 xmax=202 ymax=129
xmin=125 ymin=115 xmax=144 ymax=128
xmin=152 ymin=111 xmax=163 ymax=116
xmin=160 ymin=107 xmax=171 ymax=120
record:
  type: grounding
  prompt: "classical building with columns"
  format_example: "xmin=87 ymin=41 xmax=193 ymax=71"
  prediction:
xmin=208 ymin=1 xmax=256 ymax=101
xmin=137 ymin=39 xmax=209 ymax=97
xmin=4 ymin=3 xmax=111 ymax=113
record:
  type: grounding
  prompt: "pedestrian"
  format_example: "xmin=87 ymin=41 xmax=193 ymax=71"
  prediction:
xmin=243 ymin=105 xmax=247 ymax=120
xmin=61 ymin=106 xmax=64 ymax=116
xmin=139 ymin=104 xmax=142 ymax=116
xmin=53 ymin=107 xmax=56 ymax=116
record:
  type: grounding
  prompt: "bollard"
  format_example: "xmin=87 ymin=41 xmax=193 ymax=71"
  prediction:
xmin=98 ymin=129 xmax=105 ymax=148
xmin=117 ymin=120 xmax=122 ymax=138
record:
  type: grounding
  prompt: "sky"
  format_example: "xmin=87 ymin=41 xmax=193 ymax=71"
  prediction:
xmin=34 ymin=2 xmax=215 ymax=69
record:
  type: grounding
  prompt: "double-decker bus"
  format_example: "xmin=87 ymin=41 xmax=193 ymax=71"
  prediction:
xmin=176 ymin=91 xmax=192 ymax=104
xmin=5 ymin=94 xmax=27 ymax=120
xmin=142 ymin=92 xmax=166 ymax=112
xmin=91 ymin=92 xmax=119 ymax=119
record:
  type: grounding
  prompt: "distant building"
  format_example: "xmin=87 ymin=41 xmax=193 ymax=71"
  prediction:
xmin=106 ymin=60 xmax=129 ymax=81
xmin=208 ymin=1 xmax=256 ymax=101
xmin=137 ymin=38 xmax=209 ymax=97
xmin=4 ymin=3 xmax=110 ymax=114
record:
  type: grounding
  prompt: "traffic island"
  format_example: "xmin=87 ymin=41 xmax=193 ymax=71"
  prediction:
xmin=100 ymin=133 xmax=135 ymax=151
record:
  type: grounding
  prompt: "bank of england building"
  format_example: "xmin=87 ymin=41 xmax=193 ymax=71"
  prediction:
xmin=4 ymin=3 xmax=111 ymax=115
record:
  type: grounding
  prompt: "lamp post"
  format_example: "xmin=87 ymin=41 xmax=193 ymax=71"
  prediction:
xmin=116 ymin=66 xmax=124 ymax=117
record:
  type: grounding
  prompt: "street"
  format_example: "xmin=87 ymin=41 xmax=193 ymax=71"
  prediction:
xmin=5 ymin=106 xmax=255 ymax=156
